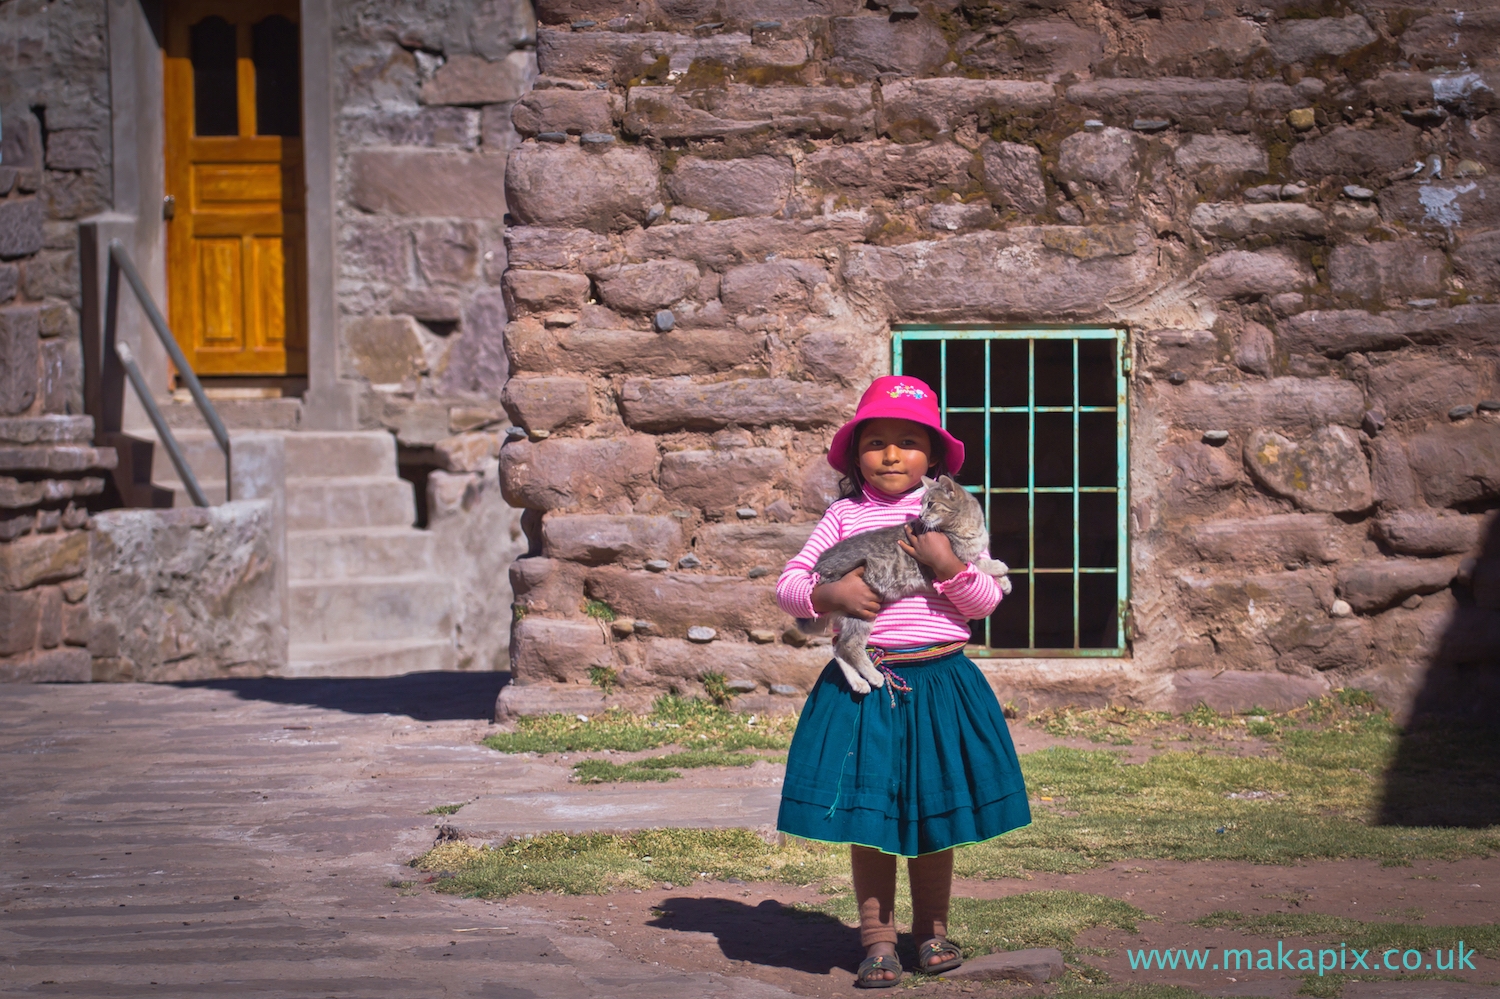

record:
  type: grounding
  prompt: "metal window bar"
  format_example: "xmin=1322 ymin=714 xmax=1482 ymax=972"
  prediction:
xmin=104 ymin=238 xmax=229 ymax=507
xmin=892 ymin=327 xmax=1129 ymax=657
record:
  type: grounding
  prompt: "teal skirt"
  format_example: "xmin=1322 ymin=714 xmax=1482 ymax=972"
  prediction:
xmin=777 ymin=649 xmax=1031 ymax=857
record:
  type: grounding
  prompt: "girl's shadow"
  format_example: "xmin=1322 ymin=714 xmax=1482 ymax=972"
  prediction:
xmin=647 ymin=896 xmax=864 ymax=974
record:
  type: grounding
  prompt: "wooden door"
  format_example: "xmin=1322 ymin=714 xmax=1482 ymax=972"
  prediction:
xmin=164 ymin=0 xmax=307 ymax=376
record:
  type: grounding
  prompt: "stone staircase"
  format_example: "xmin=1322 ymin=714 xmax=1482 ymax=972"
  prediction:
xmin=144 ymin=425 xmax=457 ymax=677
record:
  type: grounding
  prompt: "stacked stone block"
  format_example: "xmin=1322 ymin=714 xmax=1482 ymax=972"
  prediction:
xmin=497 ymin=0 xmax=1500 ymax=718
xmin=0 ymin=0 xmax=116 ymax=681
xmin=0 ymin=417 xmax=116 ymax=681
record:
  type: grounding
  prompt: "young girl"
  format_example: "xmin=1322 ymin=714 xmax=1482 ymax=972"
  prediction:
xmin=775 ymin=375 xmax=1032 ymax=988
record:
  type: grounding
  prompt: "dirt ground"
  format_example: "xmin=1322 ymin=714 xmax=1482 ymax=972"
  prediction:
xmin=2 ymin=677 xmax=1496 ymax=999
xmin=518 ymin=858 xmax=1500 ymax=997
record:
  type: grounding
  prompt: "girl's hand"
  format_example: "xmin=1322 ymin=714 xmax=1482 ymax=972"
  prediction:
xmin=898 ymin=525 xmax=967 ymax=581
xmin=811 ymin=567 xmax=882 ymax=621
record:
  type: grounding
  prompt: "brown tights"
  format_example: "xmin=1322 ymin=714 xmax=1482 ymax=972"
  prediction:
xmin=850 ymin=844 xmax=954 ymax=948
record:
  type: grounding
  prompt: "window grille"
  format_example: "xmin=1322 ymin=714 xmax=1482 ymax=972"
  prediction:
xmin=893 ymin=328 xmax=1130 ymax=656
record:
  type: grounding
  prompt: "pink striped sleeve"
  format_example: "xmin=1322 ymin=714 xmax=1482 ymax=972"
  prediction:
xmin=932 ymin=552 xmax=1003 ymax=620
xmin=775 ymin=504 xmax=846 ymax=619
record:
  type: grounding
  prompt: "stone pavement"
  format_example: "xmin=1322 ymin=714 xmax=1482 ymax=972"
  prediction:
xmin=0 ymin=676 xmax=797 ymax=999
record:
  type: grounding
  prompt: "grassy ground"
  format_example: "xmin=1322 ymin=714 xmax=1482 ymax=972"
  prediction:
xmin=482 ymin=695 xmax=798 ymax=754
xmin=427 ymin=694 xmax=1500 ymax=998
xmin=572 ymin=749 xmax=785 ymax=784
xmin=1193 ymin=909 xmax=1500 ymax=958
xmin=449 ymin=693 xmax=1500 ymax=895
xmin=415 ymin=828 xmax=849 ymax=896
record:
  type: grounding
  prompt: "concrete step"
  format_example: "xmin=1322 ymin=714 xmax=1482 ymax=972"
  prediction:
xmin=284 ymin=431 xmax=397 ymax=479
xmin=286 ymin=476 xmax=415 ymax=531
xmin=146 ymin=430 xmax=227 ymax=484
xmin=149 ymin=431 xmax=396 ymax=483
xmin=156 ymin=478 xmax=229 ymax=506
xmin=160 ymin=397 xmax=301 ymax=431
xmin=288 ymin=575 xmax=454 ymax=644
xmin=287 ymin=527 xmax=435 ymax=580
xmin=277 ymin=639 xmax=457 ymax=678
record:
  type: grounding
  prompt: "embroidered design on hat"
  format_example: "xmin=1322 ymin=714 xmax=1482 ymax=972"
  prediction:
xmin=887 ymin=383 xmax=927 ymax=400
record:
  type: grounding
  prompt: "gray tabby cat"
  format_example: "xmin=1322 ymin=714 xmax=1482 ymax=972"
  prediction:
xmin=797 ymin=475 xmax=1012 ymax=695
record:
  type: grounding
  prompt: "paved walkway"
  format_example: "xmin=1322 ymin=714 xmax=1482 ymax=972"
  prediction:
xmin=0 ymin=678 xmax=796 ymax=999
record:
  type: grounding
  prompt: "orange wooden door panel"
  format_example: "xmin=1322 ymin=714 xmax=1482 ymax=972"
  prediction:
xmin=164 ymin=0 xmax=306 ymax=377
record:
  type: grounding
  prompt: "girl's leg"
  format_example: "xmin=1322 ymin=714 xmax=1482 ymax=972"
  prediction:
xmin=909 ymin=849 xmax=958 ymax=965
xmin=850 ymin=845 xmax=899 ymax=979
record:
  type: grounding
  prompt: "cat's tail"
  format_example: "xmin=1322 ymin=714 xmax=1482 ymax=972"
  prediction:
xmin=795 ymin=616 xmax=831 ymax=635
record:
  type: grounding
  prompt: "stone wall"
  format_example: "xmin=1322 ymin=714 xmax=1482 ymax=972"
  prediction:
xmin=333 ymin=1 xmax=536 ymax=672
xmin=0 ymin=0 xmax=117 ymax=681
xmin=335 ymin=0 xmax=536 ymax=445
xmin=0 ymin=417 xmax=113 ymax=681
xmin=495 ymin=0 xmax=1500 ymax=718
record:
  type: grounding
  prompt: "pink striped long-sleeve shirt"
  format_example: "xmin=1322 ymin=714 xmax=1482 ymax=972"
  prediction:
xmin=776 ymin=483 xmax=1002 ymax=647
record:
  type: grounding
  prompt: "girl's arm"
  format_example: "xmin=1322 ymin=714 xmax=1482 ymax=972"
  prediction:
xmin=932 ymin=553 xmax=1004 ymax=620
xmin=775 ymin=504 xmax=846 ymax=619
xmin=899 ymin=527 xmax=1005 ymax=620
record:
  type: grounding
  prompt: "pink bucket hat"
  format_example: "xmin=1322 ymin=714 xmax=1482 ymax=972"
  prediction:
xmin=827 ymin=375 xmax=964 ymax=476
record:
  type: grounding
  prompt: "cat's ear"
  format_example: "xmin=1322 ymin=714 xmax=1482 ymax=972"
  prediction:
xmin=921 ymin=475 xmax=938 ymax=490
xmin=940 ymin=474 xmax=958 ymax=493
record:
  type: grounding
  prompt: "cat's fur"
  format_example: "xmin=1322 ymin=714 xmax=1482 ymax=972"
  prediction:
xmin=796 ymin=475 xmax=1012 ymax=695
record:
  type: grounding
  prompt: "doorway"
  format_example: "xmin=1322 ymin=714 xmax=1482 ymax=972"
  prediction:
xmin=163 ymin=0 xmax=307 ymax=378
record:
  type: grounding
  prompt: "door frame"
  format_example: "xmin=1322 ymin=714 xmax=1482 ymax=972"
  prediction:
xmin=98 ymin=0 xmax=349 ymax=431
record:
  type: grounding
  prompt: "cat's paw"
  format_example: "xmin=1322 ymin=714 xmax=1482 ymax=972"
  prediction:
xmin=836 ymin=658 xmax=872 ymax=695
xmin=853 ymin=656 xmax=885 ymax=689
xmin=796 ymin=616 xmax=830 ymax=635
xmin=977 ymin=558 xmax=1014 ymax=595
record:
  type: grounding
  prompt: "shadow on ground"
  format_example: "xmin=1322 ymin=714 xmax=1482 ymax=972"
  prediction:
xmin=180 ymin=671 xmax=510 ymax=722
xmin=1378 ymin=512 xmax=1500 ymax=829
xmin=648 ymin=896 xmax=863 ymax=975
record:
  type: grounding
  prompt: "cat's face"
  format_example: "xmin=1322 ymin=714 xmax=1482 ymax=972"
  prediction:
xmin=917 ymin=474 xmax=984 ymax=533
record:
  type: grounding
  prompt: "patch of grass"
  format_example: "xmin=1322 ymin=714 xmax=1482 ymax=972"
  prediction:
xmin=1191 ymin=910 xmax=1500 ymax=959
xmin=948 ymin=696 xmax=1500 ymax=876
xmin=1033 ymin=705 xmax=1176 ymax=742
xmin=482 ymin=695 xmax=797 ymax=754
xmin=583 ymin=599 xmax=616 ymax=622
xmin=573 ymin=759 xmax=680 ymax=783
xmin=424 ymin=802 xmax=466 ymax=816
xmin=955 ymin=743 xmax=1500 ymax=874
xmin=949 ymin=892 xmax=1144 ymax=957
xmin=1053 ymin=987 xmax=1217 ymax=999
xmin=412 ymin=829 xmax=847 ymax=898
xmin=700 ymin=671 xmax=731 ymax=707
xmin=572 ymin=749 xmax=777 ymax=784
xmin=587 ymin=666 xmax=618 ymax=695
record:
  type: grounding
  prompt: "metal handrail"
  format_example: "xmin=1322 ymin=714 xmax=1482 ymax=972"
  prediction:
xmin=115 ymin=342 xmax=210 ymax=507
xmin=104 ymin=238 xmax=229 ymax=506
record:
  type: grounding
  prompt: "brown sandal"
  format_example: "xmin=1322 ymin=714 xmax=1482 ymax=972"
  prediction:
xmin=917 ymin=938 xmax=963 ymax=974
xmin=854 ymin=953 xmax=903 ymax=988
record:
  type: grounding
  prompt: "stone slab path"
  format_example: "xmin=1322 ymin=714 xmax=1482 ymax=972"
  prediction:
xmin=0 ymin=677 xmax=798 ymax=999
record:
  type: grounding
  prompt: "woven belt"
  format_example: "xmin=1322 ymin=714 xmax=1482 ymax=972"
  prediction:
xmin=868 ymin=640 xmax=968 ymax=666
xmin=868 ymin=640 xmax=967 ymax=706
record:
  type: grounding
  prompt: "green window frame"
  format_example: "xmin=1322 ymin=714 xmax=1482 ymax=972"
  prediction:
xmin=893 ymin=327 xmax=1130 ymax=657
